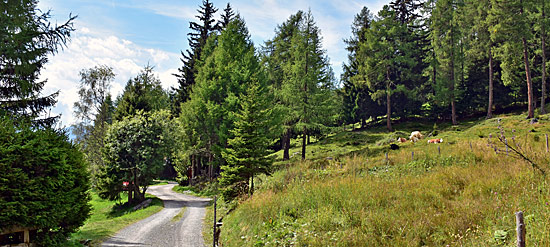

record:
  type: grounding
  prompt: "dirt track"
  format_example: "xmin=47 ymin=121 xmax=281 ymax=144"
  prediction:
xmin=101 ymin=183 xmax=211 ymax=247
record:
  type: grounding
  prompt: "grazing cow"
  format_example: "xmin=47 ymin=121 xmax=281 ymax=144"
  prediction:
xmin=390 ymin=144 xmax=400 ymax=150
xmin=427 ymin=138 xmax=443 ymax=143
xmin=409 ymin=131 xmax=424 ymax=142
xmin=397 ymin=137 xmax=407 ymax=143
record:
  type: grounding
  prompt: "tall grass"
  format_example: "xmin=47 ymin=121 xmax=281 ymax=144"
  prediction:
xmin=214 ymin=114 xmax=550 ymax=246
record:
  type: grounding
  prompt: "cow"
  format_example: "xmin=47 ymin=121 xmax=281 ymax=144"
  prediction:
xmin=427 ymin=138 xmax=443 ymax=143
xmin=397 ymin=137 xmax=407 ymax=143
xmin=409 ymin=131 xmax=424 ymax=142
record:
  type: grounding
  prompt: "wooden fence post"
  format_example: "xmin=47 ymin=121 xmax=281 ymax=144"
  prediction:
xmin=546 ymin=134 xmax=549 ymax=153
xmin=516 ymin=211 xmax=525 ymax=247
xmin=411 ymin=151 xmax=414 ymax=160
xmin=385 ymin=153 xmax=388 ymax=164
xmin=438 ymin=145 xmax=441 ymax=155
xmin=469 ymin=141 xmax=472 ymax=151
xmin=213 ymin=196 xmax=217 ymax=247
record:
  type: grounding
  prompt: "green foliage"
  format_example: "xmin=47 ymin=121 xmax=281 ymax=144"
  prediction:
xmin=70 ymin=193 xmax=163 ymax=246
xmin=114 ymin=65 xmax=169 ymax=121
xmin=98 ymin=110 xmax=173 ymax=203
xmin=220 ymin=71 xmax=275 ymax=201
xmin=0 ymin=117 xmax=91 ymax=246
xmin=176 ymin=17 xmax=270 ymax=181
xmin=0 ymin=0 xmax=76 ymax=127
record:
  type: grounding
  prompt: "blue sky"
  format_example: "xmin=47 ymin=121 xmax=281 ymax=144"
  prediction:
xmin=36 ymin=0 xmax=386 ymax=126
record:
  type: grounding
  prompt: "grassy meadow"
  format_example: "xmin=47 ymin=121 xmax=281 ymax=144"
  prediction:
xmin=208 ymin=113 xmax=550 ymax=246
xmin=69 ymin=192 xmax=163 ymax=246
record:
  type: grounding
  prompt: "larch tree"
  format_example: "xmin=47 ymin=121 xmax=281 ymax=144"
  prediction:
xmin=0 ymin=0 xmax=76 ymax=127
xmin=490 ymin=0 xmax=535 ymax=118
xmin=282 ymin=10 xmax=335 ymax=160
xmin=263 ymin=11 xmax=304 ymax=161
xmin=431 ymin=0 xmax=463 ymax=125
xmin=179 ymin=17 xmax=267 ymax=180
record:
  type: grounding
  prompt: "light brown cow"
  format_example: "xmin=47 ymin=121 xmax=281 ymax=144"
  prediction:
xmin=427 ymin=138 xmax=443 ymax=143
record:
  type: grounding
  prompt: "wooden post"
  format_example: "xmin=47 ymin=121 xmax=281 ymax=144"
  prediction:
xmin=438 ymin=145 xmax=441 ymax=155
xmin=385 ymin=152 xmax=388 ymax=164
xmin=516 ymin=211 xmax=526 ymax=247
xmin=546 ymin=134 xmax=549 ymax=153
xmin=213 ymin=196 xmax=217 ymax=247
xmin=411 ymin=151 xmax=414 ymax=160
xmin=469 ymin=141 xmax=472 ymax=151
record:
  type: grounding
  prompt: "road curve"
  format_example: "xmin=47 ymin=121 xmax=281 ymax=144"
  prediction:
xmin=102 ymin=183 xmax=211 ymax=247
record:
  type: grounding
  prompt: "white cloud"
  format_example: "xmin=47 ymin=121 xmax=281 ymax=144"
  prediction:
xmin=41 ymin=27 xmax=179 ymax=127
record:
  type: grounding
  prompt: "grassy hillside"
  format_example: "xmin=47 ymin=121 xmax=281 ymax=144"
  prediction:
xmin=209 ymin=113 xmax=550 ymax=246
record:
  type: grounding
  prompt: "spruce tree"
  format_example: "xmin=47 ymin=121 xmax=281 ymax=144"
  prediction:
xmin=220 ymin=74 xmax=274 ymax=201
xmin=0 ymin=0 xmax=76 ymax=127
xmin=173 ymin=0 xmax=217 ymax=113
xmin=179 ymin=17 xmax=265 ymax=180
xmin=341 ymin=7 xmax=380 ymax=128
xmin=218 ymin=3 xmax=235 ymax=30
xmin=114 ymin=66 xmax=169 ymax=121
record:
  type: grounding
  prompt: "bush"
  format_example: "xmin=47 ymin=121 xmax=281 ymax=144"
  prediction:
xmin=0 ymin=118 xmax=91 ymax=246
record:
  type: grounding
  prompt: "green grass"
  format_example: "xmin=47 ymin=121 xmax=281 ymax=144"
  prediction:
xmin=173 ymin=182 xmax=219 ymax=198
xmin=69 ymin=192 xmax=163 ymax=246
xmin=209 ymin=113 xmax=550 ymax=246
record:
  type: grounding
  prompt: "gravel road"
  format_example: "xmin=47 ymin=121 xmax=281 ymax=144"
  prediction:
xmin=102 ymin=183 xmax=211 ymax=247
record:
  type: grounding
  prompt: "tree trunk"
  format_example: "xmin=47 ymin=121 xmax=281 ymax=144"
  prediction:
xmin=520 ymin=2 xmax=534 ymax=118
xmin=190 ymin=154 xmax=195 ymax=186
xmin=541 ymin=3 xmax=547 ymax=114
xmin=128 ymin=183 xmax=133 ymax=204
xmin=523 ymin=36 xmax=535 ymax=118
xmin=307 ymin=134 xmax=310 ymax=145
xmin=386 ymin=69 xmax=393 ymax=132
xmin=283 ymin=129 xmax=290 ymax=161
xmin=301 ymin=127 xmax=307 ymax=160
xmin=487 ymin=45 xmax=494 ymax=119
xmin=249 ymin=175 xmax=254 ymax=195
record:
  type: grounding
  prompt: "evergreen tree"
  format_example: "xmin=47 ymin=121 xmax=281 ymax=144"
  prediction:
xmin=178 ymin=17 xmax=266 ymax=180
xmin=0 ymin=0 xmax=76 ymax=127
xmin=220 ymin=75 xmax=274 ymax=201
xmin=114 ymin=66 xmax=169 ymax=121
xmin=173 ymin=0 xmax=218 ymax=113
xmin=282 ymin=10 xmax=336 ymax=160
xmin=341 ymin=7 xmax=378 ymax=128
xmin=358 ymin=6 xmax=415 ymax=131
xmin=218 ymin=3 xmax=236 ymax=30
xmin=263 ymin=11 xmax=304 ymax=161
xmin=490 ymin=0 xmax=536 ymax=118
xmin=431 ymin=0 xmax=463 ymax=125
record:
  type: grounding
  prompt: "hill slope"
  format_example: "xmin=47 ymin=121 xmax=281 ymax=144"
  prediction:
xmin=212 ymin=113 xmax=550 ymax=246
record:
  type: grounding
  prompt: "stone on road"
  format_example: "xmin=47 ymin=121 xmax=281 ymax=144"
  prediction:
xmin=102 ymin=183 xmax=211 ymax=247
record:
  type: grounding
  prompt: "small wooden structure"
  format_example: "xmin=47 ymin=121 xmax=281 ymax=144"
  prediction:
xmin=0 ymin=226 xmax=37 ymax=247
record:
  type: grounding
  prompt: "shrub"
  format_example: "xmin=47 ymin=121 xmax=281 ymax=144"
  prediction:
xmin=0 ymin=118 xmax=91 ymax=246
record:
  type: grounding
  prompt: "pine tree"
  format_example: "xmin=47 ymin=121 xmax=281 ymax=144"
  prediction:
xmin=220 ymin=75 xmax=274 ymax=201
xmin=0 ymin=0 xmax=76 ymax=127
xmin=173 ymin=0 xmax=218 ymax=113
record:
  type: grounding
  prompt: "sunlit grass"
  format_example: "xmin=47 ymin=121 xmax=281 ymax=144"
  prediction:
xmin=69 ymin=192 xmax=163 ymax=246
xmin=212 ymin=113 xmax=550 ymax=246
